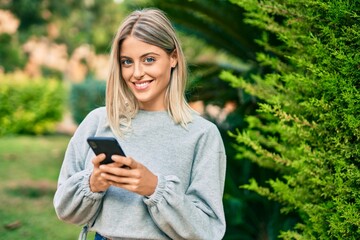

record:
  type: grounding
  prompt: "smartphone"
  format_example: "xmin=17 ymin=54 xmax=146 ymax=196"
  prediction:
xmin=87 ymin=137 xmax=126 ymax=165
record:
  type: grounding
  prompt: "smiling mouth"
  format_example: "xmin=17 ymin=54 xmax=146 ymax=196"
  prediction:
xmin=133 ymin=80 xmax=153 ymax=90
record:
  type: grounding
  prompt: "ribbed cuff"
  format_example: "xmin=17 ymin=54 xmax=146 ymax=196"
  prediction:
xmin=81 ymin=169 xmax=106 ymax=200
xmin=143 ymin=175 xmax=166 ymax=206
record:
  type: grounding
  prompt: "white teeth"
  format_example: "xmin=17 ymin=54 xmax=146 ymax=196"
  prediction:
xmin=134 ymin=81 xmax=150 ymax=89
xmin=136 ymin=82 xmax=148 ymax=87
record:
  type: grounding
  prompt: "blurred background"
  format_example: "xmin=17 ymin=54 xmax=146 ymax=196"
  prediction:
xmin=3 ymin=0 xmax=358 ymax=239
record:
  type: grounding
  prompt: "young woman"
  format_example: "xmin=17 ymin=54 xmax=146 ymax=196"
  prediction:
xmin=54 ymin=8 xmax=226 ymax=240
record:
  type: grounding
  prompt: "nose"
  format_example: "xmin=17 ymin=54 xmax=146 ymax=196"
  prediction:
xmin=133 ymin=62 xmax=144 ymax=80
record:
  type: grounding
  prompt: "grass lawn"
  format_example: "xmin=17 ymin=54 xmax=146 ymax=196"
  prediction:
xmin=0 ymin=135 xmax=95 ymax=239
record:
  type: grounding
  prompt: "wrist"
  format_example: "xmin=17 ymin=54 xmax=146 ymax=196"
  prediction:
xmin=146 ymin=175 xmax=158 ymax=197
xmin=89 ymin=173 xmax=101 ymax=193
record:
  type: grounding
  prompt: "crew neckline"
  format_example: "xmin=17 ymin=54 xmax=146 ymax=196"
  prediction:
xmin=138 ymin=109 xmax=168 ymax=114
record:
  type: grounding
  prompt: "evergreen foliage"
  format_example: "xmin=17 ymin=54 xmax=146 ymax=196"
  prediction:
xmin=69 ymin=76 xmax=106 ymax=124
xmin=0 ymin=74 xmax=65 ymax=135
xmin=221 ymin=0 xmax=360 ymax=238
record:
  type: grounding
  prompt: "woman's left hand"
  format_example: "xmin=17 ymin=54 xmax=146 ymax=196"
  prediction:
xmin=98 ymin=155 xmax=158 ymax=196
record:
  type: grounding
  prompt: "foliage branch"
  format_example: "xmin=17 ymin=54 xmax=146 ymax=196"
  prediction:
xmin=221 ymin=0 xmax=360 ymax=239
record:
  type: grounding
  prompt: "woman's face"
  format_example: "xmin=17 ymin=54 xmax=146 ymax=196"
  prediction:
xmin=120 ymin=36 xmax=177 ymax=111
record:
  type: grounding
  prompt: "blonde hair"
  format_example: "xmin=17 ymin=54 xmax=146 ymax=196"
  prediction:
xmin=106 ymin=8 xmax=193 ymax=137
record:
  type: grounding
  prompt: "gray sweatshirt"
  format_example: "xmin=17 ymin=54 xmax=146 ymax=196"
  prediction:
xmin=54 ymin=107 xmax=226 ymax=240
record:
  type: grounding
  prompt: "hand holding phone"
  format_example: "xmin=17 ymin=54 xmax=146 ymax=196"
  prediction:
xmin=87 ymin=137 xmax=126 ymax=165
xmin=88 ymin=137 xmax=157 ymax=195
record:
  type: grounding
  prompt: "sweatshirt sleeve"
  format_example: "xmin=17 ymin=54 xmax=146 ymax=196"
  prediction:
xmin=144 ymin=126 xmax=227 ymax=240
xmin=53 ymin=109 xmax=106 ymax=226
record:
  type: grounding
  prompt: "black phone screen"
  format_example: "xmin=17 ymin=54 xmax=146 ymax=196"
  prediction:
xmin=87 ymin=137 xmax=126 ymax=164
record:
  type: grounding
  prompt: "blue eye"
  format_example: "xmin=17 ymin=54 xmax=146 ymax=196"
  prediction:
xmin=121 ymin=59 xmax=132 ymax=65
xmin=144 ymin=57 xmax=155 ymax=63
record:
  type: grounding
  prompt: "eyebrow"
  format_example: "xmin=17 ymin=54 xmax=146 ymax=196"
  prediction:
xmin=120 ymin=52 xmax=161 ymax=59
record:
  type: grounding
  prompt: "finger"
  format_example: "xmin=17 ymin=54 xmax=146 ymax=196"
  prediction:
xmin=92 ymin=153 xmax=106 ymax=167
xmin=106 ymin=161 xmax=125 ymax=168
xmin=111 ymin=155 xmax=138 ymax=169
xmin=99 ymin=165 xmax=132 ymax=177
xmin=110 ymin=155 xmax=127 ymax=165
xmin=102 ymin=173 xmax=137 ymax=185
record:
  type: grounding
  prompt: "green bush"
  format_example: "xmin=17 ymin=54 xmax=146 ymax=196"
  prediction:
xmin=0 ymin=33 xmax=26 ymax=72
xmin=221 ymin=0 xmax=360 ymax=239
xmin=69 ymin=77 xmax=106 ymax=124
xmin=0 ymin=74 xmax=65 ymax=135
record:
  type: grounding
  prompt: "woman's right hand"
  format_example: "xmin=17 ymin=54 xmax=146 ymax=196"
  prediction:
xmin=89 ymin=154 xmax=111 ymax=192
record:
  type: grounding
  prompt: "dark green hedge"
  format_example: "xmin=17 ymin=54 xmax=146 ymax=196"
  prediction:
xmin=69 ymin=77 xmax=106 ymax=124
xmin=222 ymin=0 xmax=360 ymax=239
xmin=0 ymin=74 xmax=65 ymax=135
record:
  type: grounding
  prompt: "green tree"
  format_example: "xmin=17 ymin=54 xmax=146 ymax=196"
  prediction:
xmin=221 ymin=0 xmax=360 ymax=239
xmin=0 ymin=33 xmax=26 ymax=72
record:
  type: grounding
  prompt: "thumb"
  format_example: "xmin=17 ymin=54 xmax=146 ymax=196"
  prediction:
xmin=92 ymin=153 xmax=106 ymax=167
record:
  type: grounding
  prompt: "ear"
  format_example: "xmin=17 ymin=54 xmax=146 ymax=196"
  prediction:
xmin=170 ymin=49 xmax=178 ymax=68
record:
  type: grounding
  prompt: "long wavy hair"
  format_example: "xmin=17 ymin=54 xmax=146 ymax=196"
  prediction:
xmin=106 ymin=8 xmax=193 ymax=137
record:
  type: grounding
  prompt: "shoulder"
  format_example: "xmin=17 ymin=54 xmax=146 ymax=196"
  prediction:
xmin=189 ymin=113 xmax=226 ymax=157
xmin=190 ymin=112 xmax=220 ymax=133
xmin=86 ymin=106 xmax=106 ymax=119
xmin=79 ymin=106 xmax=107 ymax=125
xmin=189 ymin=112 xmax=224 ymax=146
xmin=73 ymin=106 xmax=107 ymax=139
